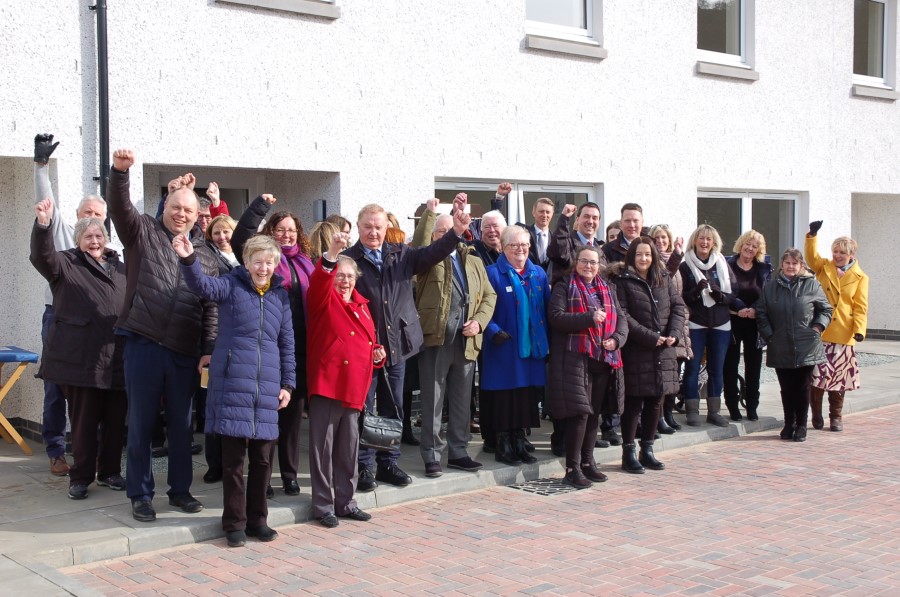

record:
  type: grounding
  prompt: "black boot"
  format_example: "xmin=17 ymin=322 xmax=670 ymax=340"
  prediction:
xmin=663 ymin=396 xmax=682 ymax=430
xmin=621 ymin=443 xmax=644 ymax=474
xmin=514 ymin=430 xmax=537 ymax=464
xmin=638 ymin=440 xmax=665 ymax=470
xmin=657 ymin=413 xmax=675 ymax=435
xmin=495 ymin=432 xmax=522 ymax=465
xmin=725 ymin=398 xmax=743 ymax=421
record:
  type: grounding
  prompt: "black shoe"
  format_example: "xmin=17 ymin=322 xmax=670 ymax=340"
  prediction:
xmin=550 ymin=443 xmax=566 ymax=457
xmin=447 ymin=456 xmax=483 ymax=471
xmin=424 ymin=461 xmax=443 ymax=478
xmin=562 ymin=469 xmax=592 ymax=489
xmin=203 ymin=469 xmax=222 ymax=484
xmin=169 ymin=493 xmax=203 ymax=513
xmin=68 ymin=484 xmax=88 ymax=500
xmin=580 ymin=462 xmax=608 ymax=483
xmin=319 ymin=513 xmax=339 ymax=528
xmin=601 ymin=429 xmax=623 ymax=446
xmin=191 ymin=442 xmax=203 ymax=455
xmin=513 ymin=431 xmax=537 ymax=464
xmin=339 ymin=507 xmax=372 ymax=522
xmin=621 ymin=444 xmax=645 ymax=474
xmin=726 ymin=404 xmax=743 ymax=421
xmin=673 ymin=399 xmax=685 ymax=414
xmin=779 ymin=424 xmax=794 ymax=440
xmin=283 ymin=479 xmax=300 ymax=496
xmin=495 ymin=432 xmax=522 ymax=465
xmin=151 ymin=445 xmax=168 ymax=459
xmin=638 ymin=441 xmax=665 ymax=471
xmin=523 ymin=437 xmax=536 ymax=453
xmin=375 ymin=463 xmax=412 ymax=487
xmin=266 ymin=484 xmax=275 ymax=499
xmin=246 ymin=525 xmax=278 ymax=541
xmin=746 ymin=406 xmax=759 ymax=421
xmin=226 ymin=530 xmax=246 ymax=547
xmin=594 ymin=438 xmax=611 ymax=449
xmin=482 ymin=442 xmax=496 ymax=454
xmin=97 ymin=474 xmax=127 ymax=491
xmin=793 ymin=426 xmax=808 ymax=442
xmin=357 ymin=468 xmax=377 ymax=492
xmin=657 ymin=417 xmax=676 ymax=435
xmin=401 ymin=427 xmax=420 ymax=446
xmin=132 ymin=499 xmax=156 ymax=522
xmin=663 ymin=410 xmax=682 ymax=431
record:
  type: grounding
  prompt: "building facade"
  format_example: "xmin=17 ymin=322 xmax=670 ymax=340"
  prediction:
xmin=1 ymin=0 xmax=898 ymax=429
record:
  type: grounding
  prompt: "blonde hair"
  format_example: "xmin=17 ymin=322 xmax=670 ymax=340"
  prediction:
xmin=205 ymin=214 xmax=236 ymax=242
xmin=687 ymin=224 xmax=723 ymax=255
xmin=648 ymin=224 xmax=673 ymax=251
xmin=357 ymin=203 xmax=387 ymax=223
xmin=732 ymin=230 xmax=767 ymax=262
xmin=831 ymin=236 xmax=858 ymax=257
xmin=308 ymin=221 xmax=339 ymax=262
xmin=242 ymin=235 xmax=281 ymax=265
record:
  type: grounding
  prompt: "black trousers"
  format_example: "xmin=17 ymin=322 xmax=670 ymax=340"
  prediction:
xmin=621 ymin=395 xmax=664 ymax=445
xmin=60 ymin=385 xmax=127 ymax=486
xmin=562 ymin=360 xmax=611 ymax=469
xmin=775 ymin=366 xmax=813 ymax=429
xmin=221 ymin=435 xmax=274 ymax=532
xmin=724 ymin=316 xmax=764 ymax=410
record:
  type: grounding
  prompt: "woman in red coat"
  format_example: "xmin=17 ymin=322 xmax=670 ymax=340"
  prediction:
xmin=307 ymin=232 xmax=385 ymax=528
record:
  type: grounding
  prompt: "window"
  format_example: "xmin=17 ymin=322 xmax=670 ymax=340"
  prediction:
xmin=855 ymin=0 xmax=886 ymax=79
xmin=435 ymin=180 xmax=596 ymax=229
xmin=695 ymin=0 xmax=758 ymax=80
xmin=697 ymin=191 xmax=797 ymax=262
xmin=524 ymin=0 xmax=606 ymax=60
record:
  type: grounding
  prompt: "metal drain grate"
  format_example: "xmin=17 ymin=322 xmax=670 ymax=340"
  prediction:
xmin=507 ymin=478 xmax=579 ymax=496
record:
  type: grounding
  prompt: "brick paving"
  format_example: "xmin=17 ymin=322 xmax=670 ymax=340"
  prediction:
xmin=64 ymin=405 xmax=900 ymax=595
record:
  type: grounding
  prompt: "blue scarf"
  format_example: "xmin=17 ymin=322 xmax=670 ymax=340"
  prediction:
xmin=503 ymin=256 xmax=549 ymax=360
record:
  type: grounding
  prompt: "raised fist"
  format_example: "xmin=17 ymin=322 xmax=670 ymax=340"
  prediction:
xmin=261 ymin=194 xmax=277 ymax=205
xmin=426 ymin=198 xmax=440 ymax=213
xmin=808 ymin=220 xmax=823 ymax=237
xmin=206 ymin=182 xmax=221 ymax=206
xmin=453 ymin=193 xmax=468 ymax=214
xmin=35 ymin=198 xmax=54 ymax=226
xmin=112 ymin=148 xmax=135 ymax=172
xmin=452 ymin=209 xmax=472 ymax=235
xmin=34 ymin=134 xmax=59 ymax=164
xmin=496 ymin=182 xmax=512 ymax=196
xmin=561 ymin=204 xmax=577 ymax=218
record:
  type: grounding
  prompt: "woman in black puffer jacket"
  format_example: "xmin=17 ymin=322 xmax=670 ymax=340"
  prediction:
xmin=609 ymin=237 xmax=686 ymax=474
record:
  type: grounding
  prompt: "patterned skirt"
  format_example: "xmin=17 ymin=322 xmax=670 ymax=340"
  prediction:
xmin=811 ymin=342 xmax=860 ymax=392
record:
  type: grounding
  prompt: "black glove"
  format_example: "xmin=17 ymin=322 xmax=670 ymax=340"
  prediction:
xmin=34 ymin=134 xmax=59 ymax=164
xmin=492 ymin=330 xmax=512 ymax=346
xmin=696 ymin=279 xmax=709 ymax=291
xmin=709 ymin=286 xmax=724 ymax=302
xmin=808 ymin=220 xmax=823 ymax=237
xmin=854 ymin=333 xmax=864 ymax=342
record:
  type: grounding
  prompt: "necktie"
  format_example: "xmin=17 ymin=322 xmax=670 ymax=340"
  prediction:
xmin=368 ymin=249 xmax=383 ymax=271
xmin=537 ymin=231 xmax=546 ymax=263
xmin=450 ymin=253 xmax=466 ymax=289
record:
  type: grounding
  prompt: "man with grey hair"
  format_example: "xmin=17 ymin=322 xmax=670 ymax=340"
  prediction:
xmin=412 ymin=202 xmax=496 ymax=477
xmin=32 ymin=134 xmax=117 ymax=477
xmin=474 ymin=210 xmax=506 ymax=266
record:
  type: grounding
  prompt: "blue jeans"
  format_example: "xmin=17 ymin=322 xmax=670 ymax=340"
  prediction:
xmin=358 ymin=360 xmax=405 ymax=470
xmin=124 ymin=335 xmax=198 ymax=502
xmin=41 ymin=305 xmax=68 ymax=458
xmin=684 ymin=327 xmax=731 ymax=400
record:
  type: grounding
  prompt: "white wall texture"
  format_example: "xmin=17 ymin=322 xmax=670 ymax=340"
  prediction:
xmin=1 ymin=0 xmax=898 ymax=424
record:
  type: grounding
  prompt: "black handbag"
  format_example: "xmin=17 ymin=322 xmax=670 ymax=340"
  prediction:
xmin=358 ymin=370 xmax=402 ymax=450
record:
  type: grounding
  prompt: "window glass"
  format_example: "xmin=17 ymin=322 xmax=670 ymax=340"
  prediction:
xmin=697 ymin=0 xmax=741 ymax=56
xmin=697 ymin=195 xmax=742 ymax=252
xmin=434 ymin=189 xmax=498 ymax=223
xmin=522 ymin=191 xmax=588 ymax=230
xmin=526 ymin=0 xmax=587 ymax=30
xmin=751 ymin=198 xmax=794 ymax=264
xmin=854 ymin=0 xmax=885 ymax=77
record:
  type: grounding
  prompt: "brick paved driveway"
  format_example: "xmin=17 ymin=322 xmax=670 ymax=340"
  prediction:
xmin=64 ymin=405 xmax=900 ymax=595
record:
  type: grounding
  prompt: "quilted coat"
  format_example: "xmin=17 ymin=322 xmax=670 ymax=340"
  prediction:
xmin=609 ymin=263 xmax=686 ymax=397
xmin=547 ymin=273 xmax=628 ymax=419
xmin=107 ymin=167 xmax=218 ymax=357
xmin=181 ymin=258 xmax=296 ymax=441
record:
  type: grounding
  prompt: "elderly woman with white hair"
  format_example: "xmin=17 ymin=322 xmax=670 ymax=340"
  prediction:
xmin=805 ymin=221 xmax=869 ymax=432
xmin=30 ymin=200 xmax=128 ymax=501
xmin=481 ymin=225 xmax=550 ymax=465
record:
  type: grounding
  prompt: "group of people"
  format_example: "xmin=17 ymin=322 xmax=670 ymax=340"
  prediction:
xmin=30 ymin=133 xmax=869 ymax=547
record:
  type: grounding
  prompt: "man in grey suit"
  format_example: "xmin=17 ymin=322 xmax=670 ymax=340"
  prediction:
xmin=412 ymin=201 xmax=497 ymax=477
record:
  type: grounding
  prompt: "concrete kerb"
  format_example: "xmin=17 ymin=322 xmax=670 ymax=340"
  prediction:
xmin=3 ymin=344 xmax=899 ymax=579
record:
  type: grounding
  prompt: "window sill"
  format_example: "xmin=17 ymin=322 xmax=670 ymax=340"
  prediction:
xmin=695 ymin=61 xmax=759 ymax=81
xmin=525 ymin=33 xmax=607 ymax=60
xmin=851 ymin=84 xmax=899 ymax=101
xmin=216 ymin=0 xmax=340 ymax=19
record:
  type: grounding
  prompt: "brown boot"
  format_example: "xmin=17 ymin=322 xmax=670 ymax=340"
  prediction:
xmin=810 ymin=387 xmax=825 ymax=430
xmin=828 ymin=391 xmax=845 ymax=432
xmin=50 ymin=455 xmax=70 ymax=476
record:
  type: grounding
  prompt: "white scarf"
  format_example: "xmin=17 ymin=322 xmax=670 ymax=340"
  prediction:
xmin=684 ymin=250 xmax=732 ymax=308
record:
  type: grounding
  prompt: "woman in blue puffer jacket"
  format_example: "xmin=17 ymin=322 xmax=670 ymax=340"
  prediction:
xmin=174 ymin=233 xmax=296 ymax=548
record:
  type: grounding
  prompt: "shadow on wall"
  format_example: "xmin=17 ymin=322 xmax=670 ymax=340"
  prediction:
xmin=141 ymin=165 xmax=341 ymax=232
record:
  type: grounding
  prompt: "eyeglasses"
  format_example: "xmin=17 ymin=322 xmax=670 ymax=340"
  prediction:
xmin=334 ymin=273 xmax=357 ymax=281
xmin=577 ymin=259 xmax=600 ymax=267
xmin=506 ymin=243 xmax=530 ymax=250
xmin=274 ymin=228 xmax=298 ymax=236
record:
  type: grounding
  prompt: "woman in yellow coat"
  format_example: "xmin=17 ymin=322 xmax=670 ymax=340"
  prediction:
xmin=804 ymin=221 xmax=869 ymax=432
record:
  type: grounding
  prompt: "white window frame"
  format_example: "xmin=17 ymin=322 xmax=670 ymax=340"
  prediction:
xmin=695 ymin=0 xmax=758 ymax=81
xmin=215 ymin=0 xmax=340 ymax=20
xmin=435 ymin=180 xmax=597 ymax=225
xmin=697 ymin=189 xmax=800 ymax=252
xmin=524 ymin=0 xmax=607 ymax=60
xmin=852 ymin=0 xmax=898 ymax=92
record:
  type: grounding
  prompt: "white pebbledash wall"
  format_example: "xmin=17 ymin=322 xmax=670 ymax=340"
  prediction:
xmin=1 ymin=1 xmax=898 ymax=425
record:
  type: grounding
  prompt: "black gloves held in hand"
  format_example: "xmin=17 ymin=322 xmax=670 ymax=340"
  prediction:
xmin=34 ymin=134 xmax=59 ymax=164
xmin=854 ymin=333 xmax=864 ymax=342
xmin=493 ymin=331 xmax=512 ymax=345
xmin=709 ymin=287 xmax=724 ymax=302
xmin=696 ymin=279 xmax=709 ymax=291
xmin=809 ymin=220 xmax=823 ymax=236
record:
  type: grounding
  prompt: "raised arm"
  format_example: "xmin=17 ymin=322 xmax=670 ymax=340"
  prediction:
xmin=411 ymin=200 xmax=438 ymax=248
xmin=231 ymin=194 xmax=275 ymax=264
xmin=106 ymin=149 xmax=142 ymax=248
xmin=29 ymin=199 xmax=64 ymax=284
xmin=174 ymin=234 xmax=232 ymax=303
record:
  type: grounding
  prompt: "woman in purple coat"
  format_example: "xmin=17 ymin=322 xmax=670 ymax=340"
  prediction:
xmin=175 ymin=233 xmax=296 ymax=548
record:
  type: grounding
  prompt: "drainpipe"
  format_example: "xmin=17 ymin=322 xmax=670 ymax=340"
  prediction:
xmin=89 ymin=1 xmax=110 ymax=202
